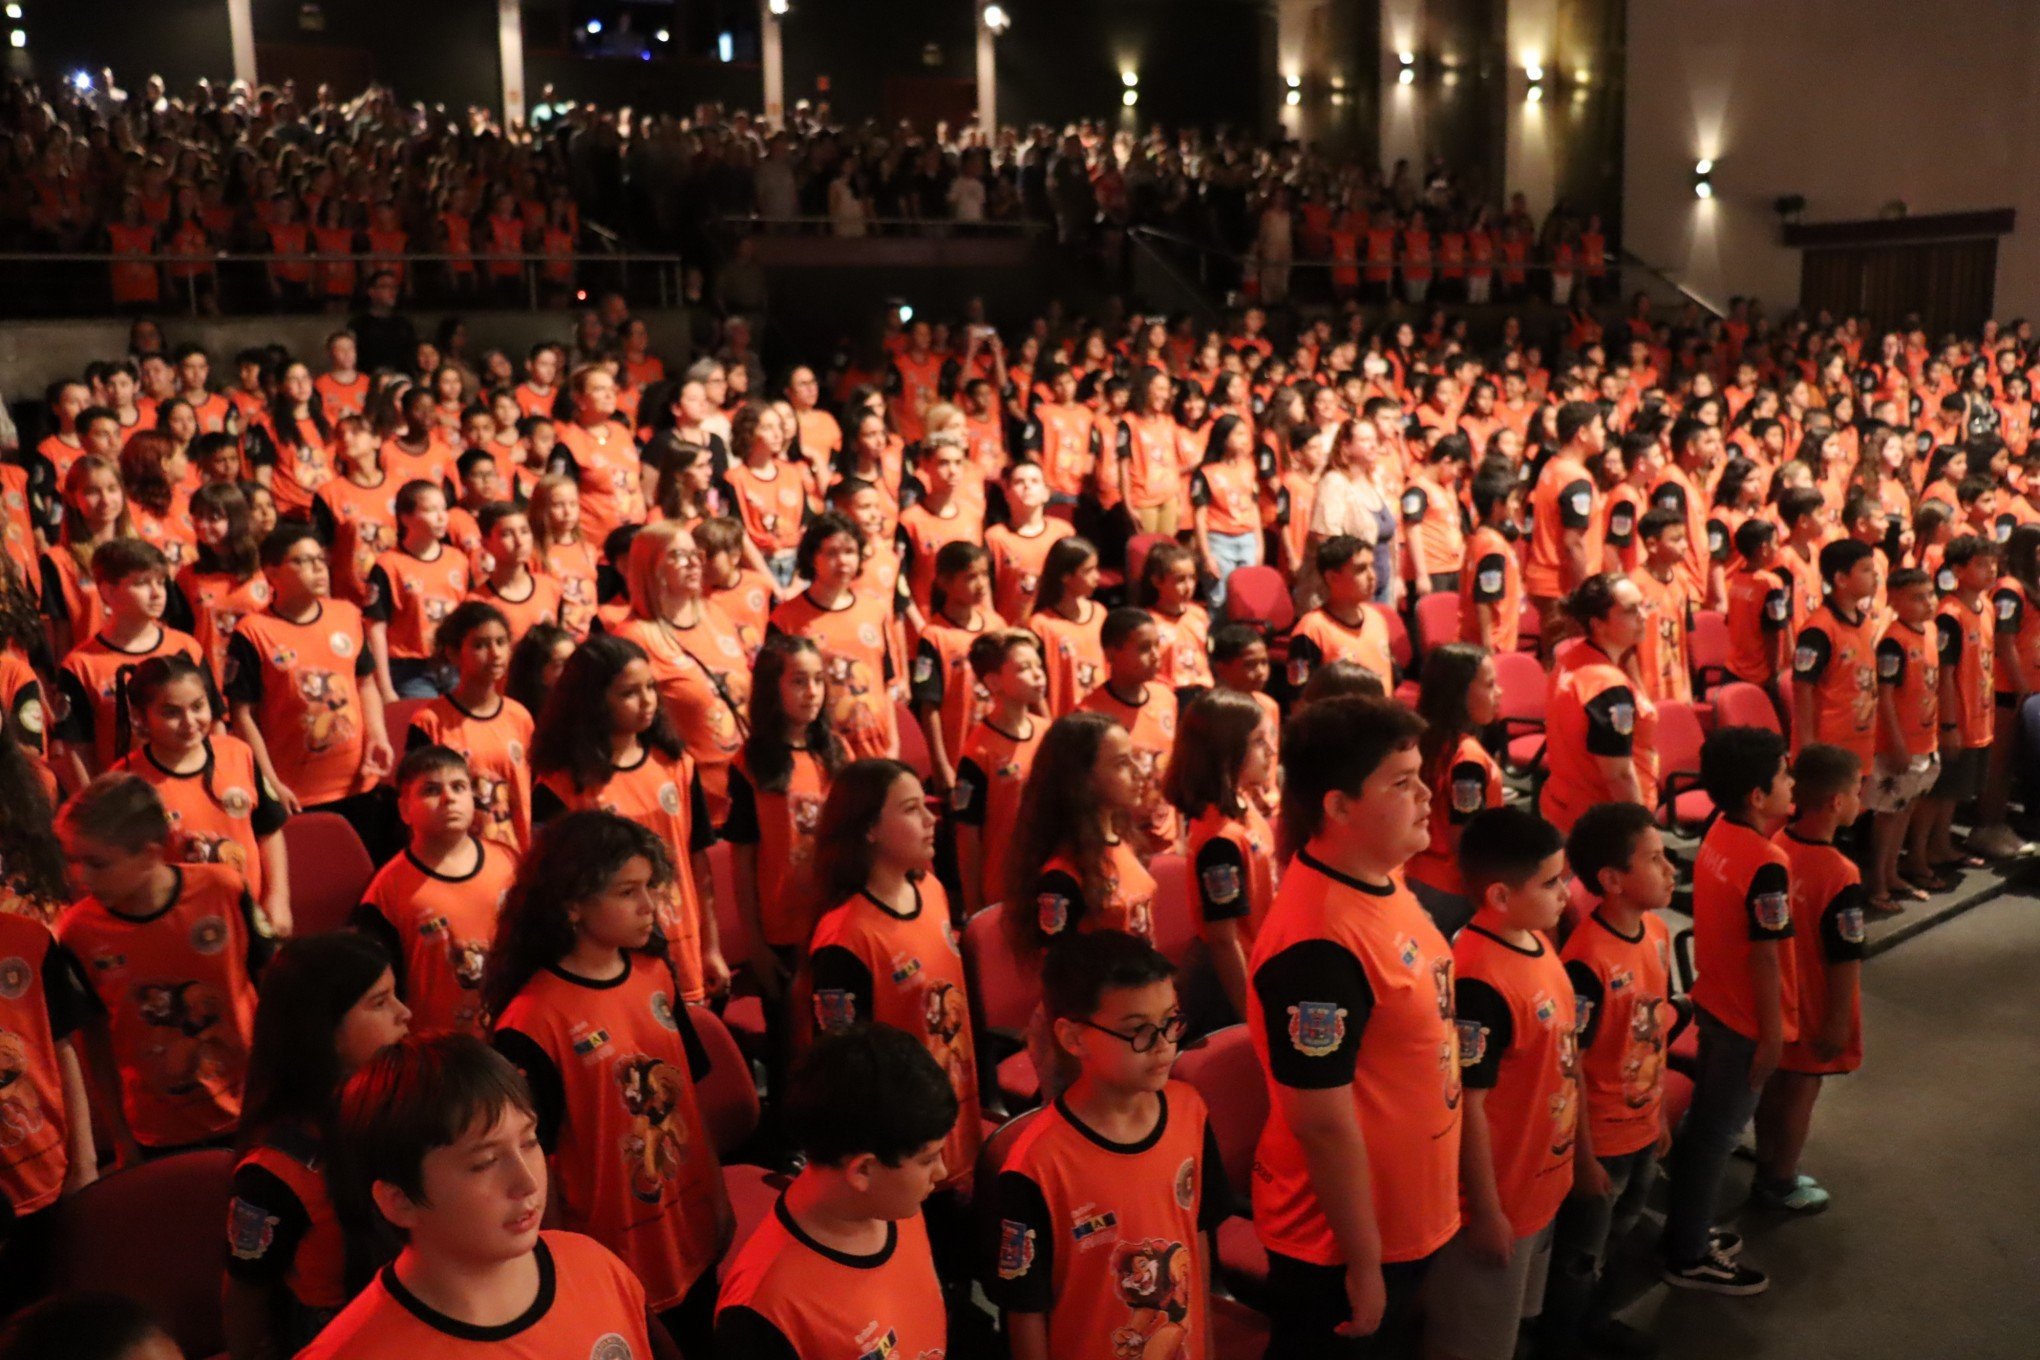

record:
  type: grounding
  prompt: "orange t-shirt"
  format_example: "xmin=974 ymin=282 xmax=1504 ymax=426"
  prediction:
xmin=1937 ymin=592 xmax=1996 ymax=748
xmin=1406 ymin=735 xmax=1503 ymax=896
xmin=716 ymin=1198 xmax=946 ymax=1360
xmin=538 ymin=538 xmax=601 ymax=640
xmin=808 ymin=878 xmax=982 ymax=1190
xmin=178 ymin=566 xmax=273 ymax=683
xmin=1077 ymin=682 xmax=1180 ymax=848
xmin=1028 ymin=402 xmax=1098 ymax=499
xmin=985 ymin=520 xmax=1074 ymax=624
xmin=610 ymin=615 xmax=746 ymax=821
xmin=1793 ymin=603 xmax=1881 ymax=763
xmin=313 ymin=372 xmax=370 ymax=419
xmin=314 ymin=474 xmax=398 ymax=605
xmin=1540 ymin=644 xmax=1660 ymax=834
xmin=406 ymin=694 xmax=535 ymax=851
xmin=1774 ymin=830 xmax=1866 ymax=1076
xmin=468 ymin=575 xmax=563 ymax=649
xmin=298 ymin=1231 xmax=651 ymax=1360
xmin=1149 ymin=604 xmax=1214 ymax=692
xmin=1116 ymin=413 xmax=1183 ymax=509
xmin=911 ymin=609 xmax=1003 ymax=767
xmin=492 ymin=964 xmax=726 ymax=1310
xmin=988 ymin=1083 xmax=1223 ymax=1360
xmin=1631 ymin=565 xmax=1694 ymax=705
xmin=366 ymin=544 xmax=469 ymax=660
xmin=769 ymin=591 xmax=898 ymax=760
xmin=1526 ymin=455 xmax=1597 ymax=598
xmin=1875 ymin=618 xmax=1940 ymax=758
xmin=1032 ymin=840 xmax=1159 ymax=944
xmin=112 ymin=736 xmax=285 ymax=905
xmin=725 ymin=460 xmax=814 ymax=557
xmin=357 ymin=838 xmax=517 ymax=1037
xmin=1247 ymin=850 xmax=1463 ymax=1264
xmin=55 ymin=625 xmax=208 ymax=773
xmin=898 ymin=501 xmax=987 ymax=618
xmin=0 ymin=913 xmax=96 ymax=1215
xmin=56 ymin=864 xmax=261 ymax=1148
xmin=1031 ymin=602 xmax=1107 ymax=717
xmin=1461 ymin=525 xmax=1523 ymax=653
xmin=1690 ymin=818 xmax=1800 ymax=1043
xmin=1453 ymin=917 xmax=1577 ymax=1237
xmin=1186 ymin=804 xmax=1277 ymax=950
xmin=1562 ymin=910 xmax=1673 ymax=1159
xmin=554 ymin=421 xmax=645 ymax=550
xmin=722 ymin=747 xmax=830 ymax=949
xmin=1191 ymin=458 xmax=1263 ymax=539
xmin=953 ymin=716 xmax=1044 ymax=910
xmin=1725 ymin=565 xmax=1791 ymax=685
xmin=1286 ymin=605 xmax=1394 ymax=692
xmin=224 ymin=600 xmax=375 ymax=808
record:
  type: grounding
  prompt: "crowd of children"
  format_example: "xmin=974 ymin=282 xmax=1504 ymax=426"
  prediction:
xmin=3 ymin=284 xmax=2028 ymax=1360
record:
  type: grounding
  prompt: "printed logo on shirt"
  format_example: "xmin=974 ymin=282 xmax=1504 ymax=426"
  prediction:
xmin=2000 ymin=595 xmax=2020 ymax=623
xmin=1451 ymin=775 xmax=1485 ymax=814
xmin=1794 ymin=645 xmax=1820 ymax=674
xmin=997 ymin=1219 xmax=1038 ymax=1279
xmin=1533 ymin=992 xmax=1558 ymax=1026
xmin=1287 ymin=655 xmax=1312 ymax=689
xmin=0 ymin=956 xmax=29 ymax=1000
xmin=1609 ymin=702 xmax=1636 ymax=736
xmin=858 ymin=622 xmax=884 ymax=649
xmin=852 ymin=1323 xmax=898 ymax=1360
xmin=1937 ymin=568 xmax=1956 ymax=594
xmin=657 ymin=780 xmax=682 ymax=815
xmin=218 ymin=785 xmax=253 ymax=819
xmin=912 ymin=653 xmax=935 ymax=684
xmin=649 ymin=990 xmax=678 ymax=1031
xmin=329 ymin=630 xmax=356 ymax=658
xmin=1878 ymin=649 xmax=1902 ymax=680
xmin=1287 ymin=1001 xmax=1348 ymax=1058
xmin=1838 ymin=906 xmax=1867 ymax=944
xmin=1173 ymin=1156 xmax=1197 ymax=1210
xmin=1765 ymin=594 xmax=1790 ymax=623
xmin=1455 ymin=1018 xmax=1488 ymax=1067
xmin=15 ymin=696 xmax=43 ymax=736
xmin=1393 ymin=933 xmax=1420 ymax=969
xmin=1607 ymin=967 xmax=1634 ymax=993
xmin=1753 ymin=891 xmax=1792 ymax=931
xmin=227 ymin=1197 xmax=279 ymax=1260
xmin=1200 ymin=862 xmax=1242 ymax=906
xmin=889 ymin=954 xmax=923 ymax=985
xmin=1569 ymin=489 xmax=1592 ymax=517
xmin=1476 ymin=567 xmax=1504 ymax=594
xmin=1573 ymin=996 xmax=1595 ymax=1035
xmin=814 ymin=988 xmax=858 ymax=1033
xmin=571 ymin=1027 xmax=612 ymax=1057
xmin=189 ymin=915 xmax=229 ymax=956
xmin=1037 ymin=893 xmax=1070 ymax=936
xmin=1071 ymin=1207 xmax=1120 ymax=1244
xmin=588 ymin=1334 xmax=635 ymax=1360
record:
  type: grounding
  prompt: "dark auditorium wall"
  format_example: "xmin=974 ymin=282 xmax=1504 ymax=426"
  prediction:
xmin=994 ymin=0 xmax=1277 ymax=136
xmin=778 ymin=0 xmax=978 ymax=127
xmin=247 ymin=0 xmax=500 ymax=114
xmin=27 ymin=0 xmax=235 ymax=93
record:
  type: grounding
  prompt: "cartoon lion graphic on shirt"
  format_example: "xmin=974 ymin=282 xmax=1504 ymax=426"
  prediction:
xmin=296 ymin=670 xmax=353 ymax=752
xmin=922 ymin=980 xmax=971 ymax=1087
xmin=615 ymin=1054 xmax=691 ymax=1203
xmin=134 ymin=981 xmax=234 ymax=1095
xmin=173 ymin=830 xmax=249 ymax=879
xmin=1622 ymin=999 xmax=1664 ymax=1110
xmin=1109 ymin=1237 xmax=1192 ymax=1360
xmin=0 ymin=1029 xmax=47 ymax=1148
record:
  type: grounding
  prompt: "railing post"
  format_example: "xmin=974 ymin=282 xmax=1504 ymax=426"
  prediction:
xmin=527 ymin=263 xmax=539 ymax=310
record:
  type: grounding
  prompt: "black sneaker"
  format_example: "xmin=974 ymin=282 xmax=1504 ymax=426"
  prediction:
xmin=1662 ymin=1249 xmax=1769 ymax=1295
xmin=1708 ymin=1227 xmax=1744 ymax=1260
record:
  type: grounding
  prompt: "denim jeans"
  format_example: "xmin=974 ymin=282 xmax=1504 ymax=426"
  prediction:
xmin=388 ymin=657 xmax=446 ymax=699
xmin=1662 ymin=1006 xmax=1762 ymax=1264
xmin=1206 ymin=530 xmax=1263 ymax=608
xmin=1542 ymin=1145 xmax=1658 ymax=1345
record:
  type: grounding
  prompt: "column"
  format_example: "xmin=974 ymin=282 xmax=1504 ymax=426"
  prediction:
xmin=975 ymin=1 xmax=996 ymax=136
xmin=1504 ymin=0 xmax=1557 ymax=220
xmin=760 ymin=0 xmax=785 ymax=128
xmin=1379 ymin=0 xmax=1425 ymax=171
xmin=497 ymin=0 xmax=525 ymax=127
xmin=226 ymin=0 xmax=256 ymax=87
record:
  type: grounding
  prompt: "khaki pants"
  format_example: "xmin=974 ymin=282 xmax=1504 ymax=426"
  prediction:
xmin=1129 ymin=500 xmax=1180 ymax=537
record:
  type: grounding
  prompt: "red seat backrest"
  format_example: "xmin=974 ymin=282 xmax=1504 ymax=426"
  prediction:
xmin=382 ymin=696 xmax=432 ymax=766
xmin=1656 ymin=699 xmax=1705 ymax=780
xmin=1492 ymin=649 xmax=1548 ymax=725
xmin=1383 ymin=605 xmax=1412 ymax=670
xmin=1147 ymin=853 xmax=1195 ymax=968
xmin=44 ymin=1148 xmax=237 ymax=1359
xmin=686 ymin=1003 xmax=760 ymax=1159
xmin=962 ymin=903 xmax=1036 ymax=1036
xmin=1414 ymin=592 xmax=1463 ymax=656
xmin=1222 ymin=566 xmax=1296 ymax=634
xmin=895 ymin=697 xmax=934 ymax=782
xmin=1172 ymin=1025 xmax=1265 ymax=1195
xmin=1689 ymin=609 xmax=1729 ymax=672
xmin=1712 ymin=681 xmax=1782 ymax=734
xmin=706 ymin=840 xmax=742 ymax=958
xmin=1126 ymin=532 xmax=1172 ymax=588
xmin=281 ymin=811 xmax=375 ymax=936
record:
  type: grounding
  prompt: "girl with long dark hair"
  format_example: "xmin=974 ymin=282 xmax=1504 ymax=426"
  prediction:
xmin=1405 ymin=643 xmax=1504 ymax=935
xmin=1026 ymin=535 xmax=1105 ymax=716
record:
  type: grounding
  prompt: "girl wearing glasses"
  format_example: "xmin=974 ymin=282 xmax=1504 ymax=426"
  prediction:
xmin=807 ymin=758 xmax=983 ymax=1213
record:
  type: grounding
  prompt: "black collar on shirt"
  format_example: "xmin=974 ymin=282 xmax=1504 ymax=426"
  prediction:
xmin=1295 ymin=847 xmax=1393 ymax=897
xmin=447 ymin=692 xmax=505 ymax=723
xmin=860 ymin=881 xmax=923 ymax=921
xmin=545 ymin=956 xmax=635 ymax=990
xmin=1053 ymin=1089 xmax=1169 ymax=1155
xmin=103 ymin=866 xmax=185 ymax=925
xmin=772 ymin=1192 xmax=898 ymax=1269
xmin=1103 ymin=680 xmax=1148 ymax=709
xmin=92 ymin=624 xmax=167 ymax=655
xmin=1781 ymin=828 xmax=1834 ymax=848
xmin=1464 ymin=922 xmax=1547 ymax=957
xmin=403 ymin=836 xmax=487 ymax=884
xmin=142 ymin=739 xmax=215 ymax=782
xmin=985 ymin=716 xmax=1034 ymax=743
xmin=1588 ymin=910 xmax=1645 ymax=946
xmin=381 ymin=1238 xmax=556 ymax=1341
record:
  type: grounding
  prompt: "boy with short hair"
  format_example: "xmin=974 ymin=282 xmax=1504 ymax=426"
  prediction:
xmin=1424 ymin=807 xmax=1579 ymax=1360
xmin=985 ymin=460 xmax=1074 ymax=624
xmin=1078 ymin=606 xmax=1180 ymax=852
xmin=1460 ymin=468 xmax=1524 ymax=654
xmin=55 ymin=774 xmax=265 ymax=1161
xmin=1629 ymin=507 xmax=1694 ymax=704
xmin=51 ymin=538 xmax=209 ymax=788
xmin=1210 ymin=622 xmax=1279 ymax=814
xmin=1663 ymin=726 xmax=1796 ymax=1295
xmin=353 ymin=747 xmax=519 ymax=1038
xmin=991 ymin=930 xmax=1228 ymax=1360
xmin=1544 ymin=801 xmax=1680 ymax=1357
xmin=1724 ymin=519 xmax=1792 ymax=692
xmin=1791 ymin=539 xmax=1882 ymax=763
xmin=911 ymin=540 xmax=1003 ymax=798
xmin=226 ymin=525 xmax=394 ymax=843
xmin=716 ymin=1025 xmax=954 ymax=1360
xmin=699 ymin=514 xmax=775 ymax=646
xmin=1288 ymin=536 xmax=1395 ymax=694
xmin=1754 ymin=744 xmax=1867 ymax=1215
xmin=299 ymin=1033 xmax=668 ymax=1359
xmin=470 ymin=501 xmax=563 ymax=644
xmin=1920 ymin=534 xmax=2000 ymax=868
xmin=954 ymin=630 xmax=1049 ymax=917
xmin=1248 ymin=696 xmax=1461 ymax=1358
xmin=1870 ymin=569 xmax=1943 ymax=907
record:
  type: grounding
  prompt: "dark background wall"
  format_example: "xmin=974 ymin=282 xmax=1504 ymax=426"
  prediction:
xmin=23 ymin=0 xmax=234 ymax=92
xmin=249 ymin=0 xmax=500 ymax=113
xmin=994 ymin=0 xmax=1276 ymax=135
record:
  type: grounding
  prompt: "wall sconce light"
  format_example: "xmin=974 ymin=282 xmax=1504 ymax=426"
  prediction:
xmin=1526 ymin=82 xmax=1543 ymax=103
xmin=1284 ymin=73 xmax=1301 ymax=106
xmin=1693 ymin=159 xmax=1715 ymax=199
xmin=1523 ymin=61 xmax=1544 ymax=103
xmin=1396 ymin=50 xmax=1416 ymax=87
xmin=768 ymin=0 xmax=790 ymax=15
xmin=982 ymin=3 xmax=1010 ymax=35
xmin=1122 ymin=72 xmax=1139 ymax=107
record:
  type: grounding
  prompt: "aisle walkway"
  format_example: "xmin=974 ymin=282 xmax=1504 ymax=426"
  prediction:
xmin=1638 ymin=894 xmax=2040 ymax=1359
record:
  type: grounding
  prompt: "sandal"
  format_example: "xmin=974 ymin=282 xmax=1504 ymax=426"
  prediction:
xmin=1864 ymin=895 xmax=1904 ymax=916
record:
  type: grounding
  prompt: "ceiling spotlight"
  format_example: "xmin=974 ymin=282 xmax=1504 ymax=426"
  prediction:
xmin=4 ymin=4 xmax=21 ymax=18
xmin=584 ymin=18 xmax=601 ymax=34
xmin=1285 ymin=75 xmax=1300 ymax=89
xmin=768 ymin=0 xmax=790 ymax=14
xmin=8 ymin=28 xmax=25 ymax=48
xmin=982 ymin=3 xmax=1010 ymax=34
xmin=655 ymin=28 xmax=669 ymax=42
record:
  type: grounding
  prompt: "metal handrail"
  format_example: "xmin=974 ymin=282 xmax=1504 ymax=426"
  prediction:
xmin=1615 ymin=248 xmax=1725 ymax=320
xmin=722 ymin=215 xmax=1047 ymax=234
xmin=1127 ymin=224 xmax=1611 ymax=275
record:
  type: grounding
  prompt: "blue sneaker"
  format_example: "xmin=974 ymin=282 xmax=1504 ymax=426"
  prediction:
xmin=1752 ymin=1175 xmax=1830 ymax=1213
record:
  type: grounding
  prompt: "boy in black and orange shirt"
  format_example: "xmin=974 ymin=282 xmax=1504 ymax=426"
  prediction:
xmin=1078 ymin=607 xmax=1180 ymax=853
xmin=354 ymin=747 xmax=519 ymax=1038
xmin=991 ymin=930 xmax=1227 ymax=1360
xmin=226 ymin=526 xmax=395 ymax=852
xmin=1755 ymin=744 xmax=1867 ymax=1216
xmin=1920 ymin=535 xmax=2000 ymax=870
xmin=1723 ymin=519 xmax=1792 ymax=696
xmin=717 ymin=1025 xmax=954 ymax=1360
xmin=55 ymin=773 xmax=267 ymax=1161
xmin=1870 ymin=569 xmax=1942 ymax=907
xmin=1663 ymin=726 xmax=1795 ymax=1295
xmin=297 ymin=1034 xmax=670 ymax=1360
xmin=954 ymin=630 xmax=1049 ymax=917
xmin=1461 ymin=466 xmax=1525 ymax=656
xmin=1545 ymin=801 xmax=1681 ymax=1358
xmin=1424 ymin=808 xmax=1578 ymax=1360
